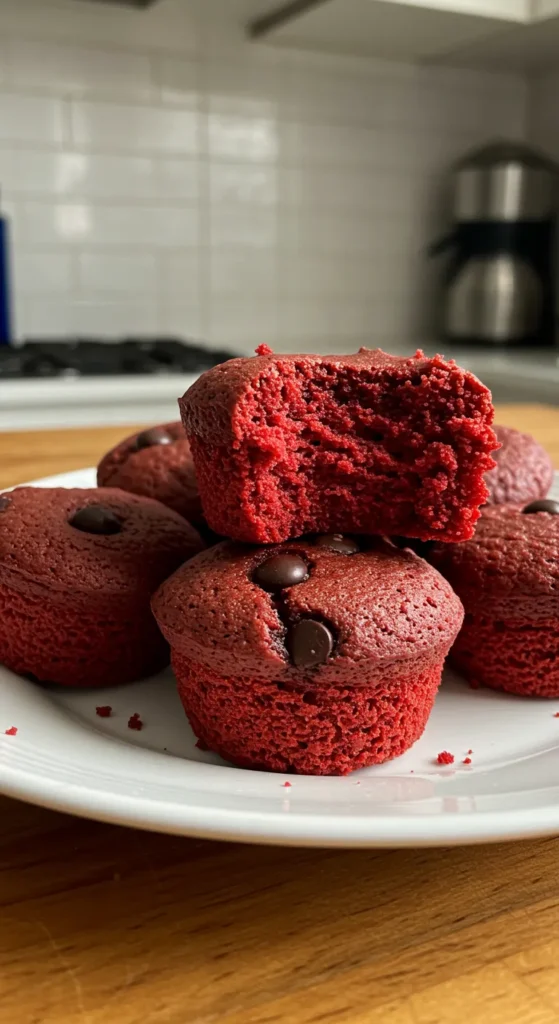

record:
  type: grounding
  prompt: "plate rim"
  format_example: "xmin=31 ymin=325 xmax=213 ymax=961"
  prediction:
xmin=4 ymin=754 xmax=559 ymax=848
xmin=3 ymin=466 xmax=559 ymax=848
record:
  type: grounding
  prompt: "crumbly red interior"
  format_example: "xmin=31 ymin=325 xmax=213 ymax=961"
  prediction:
xmin=0 ymin=581 xmax=169 ymax=687
xmin=190 ymin=358 xmax=495 ymax=544
xmin=173 ymin=651 xmax=443 ymax=775
xmin=451 ymin=613 xmax=559 ymax=698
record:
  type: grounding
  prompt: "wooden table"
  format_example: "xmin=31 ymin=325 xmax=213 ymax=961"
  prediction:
xmin=1 ymin=406 xmax=559 ymax=1024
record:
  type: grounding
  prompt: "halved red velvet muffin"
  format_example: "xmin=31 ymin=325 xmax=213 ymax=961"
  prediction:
xmin=180 ymin=347 xmax=497 ymax=545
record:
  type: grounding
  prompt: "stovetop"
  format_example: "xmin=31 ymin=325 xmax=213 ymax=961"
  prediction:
xmin=0 ymin=338 xmax=237 ymax=378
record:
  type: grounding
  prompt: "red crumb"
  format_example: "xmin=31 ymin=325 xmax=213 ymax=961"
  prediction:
xmin=4 ymin=726 xmax=17 ymax=736
xmin=436 ymin=751 xmax=455 ymax=765
xmin=255 ymin=344 xmax=274 ymax=356
xmin=554 ymin=713 xmax=559 ymax=718
xmin=467 ymin=748 xmax=473 ymax=754
xmin=282 ymin=781 xmax=292 ymax=788
xmin=463 ymin=757 xmax=472 ymax=765
xmin=95 ymin=705 xmax=112 ymax=718
xmin=128 ymin=713 xmax=143 ymax=731
xmin=469 ymin=680 xmax=480 ymax=690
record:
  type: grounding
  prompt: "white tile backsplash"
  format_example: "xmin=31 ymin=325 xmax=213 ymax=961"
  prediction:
xmin=5 ymin=38 xmax=154 ymax=101
xmin=77 ymin=252 xmax=157 ymax=294
xmin=14 ymin=251 xmax=74 ymax=295
xmin=209 ymin=206 xmax=276 ymax=249
xmin=159 ymin=251 xmax=201 ymax=299
xmin=207 ymin=113 xmax=279 ymax=162
xmin=281 ymin=254 xmax=385 ymax=298
xmin=17 ymin=298 xmax=73 ymax=337
xmin=207 ymin=297 xmax=279 ymax=347
xmin=205 ymin=56 xmax=280 ymax=117
xmin=71 ymin=100 xmax=200 ymax=154
xmin=157 ymin=159 xmax=200 ymax=200
xmin=157 ymin=302 xmax=203 ymax=340
xmin=210 ymin=249 xmax=278 ymax=295
xmin=0 ymin=93 xmax=65 ymax=145
xmin=0 ymin=151 xmax=159 ymax=198
xmin=0 ymin=0 xmax=532 ymax=351
xmin=68 ymin=299 xmax=159 ymax=336
xmin=20 ymin=202 xmax=199 ymax=248
xmin=155 ymin=54 xmax=200 ymax=108
xmin=209 ymin=162 xmax=277 ymax=206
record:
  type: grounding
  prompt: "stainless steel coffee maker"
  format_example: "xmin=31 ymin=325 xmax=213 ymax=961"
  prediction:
xmin=433 ymin=141 xmax=557 ymax=345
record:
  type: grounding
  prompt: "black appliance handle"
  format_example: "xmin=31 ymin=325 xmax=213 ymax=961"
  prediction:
xmin=429 ymin=221 xmax=554 ymax=259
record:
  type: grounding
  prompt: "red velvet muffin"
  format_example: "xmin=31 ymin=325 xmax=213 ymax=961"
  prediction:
xmin=0 ymin=486 xmax=204 ymax=687
xmin=97 ymin=421 xmax=203 ymax=527
xmin=429 ymin=499 xmax=559 ymax=697
xmin=179 ymin=347 xmax=497 ymax=545
xmin=484 ymin=424 xmax=553 ymax=506
xmin=152 ymin=534 xmax=463 ymax=775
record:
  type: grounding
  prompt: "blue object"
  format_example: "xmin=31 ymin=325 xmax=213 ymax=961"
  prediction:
xmin=0 ymin=205 xmax=12 ymax=344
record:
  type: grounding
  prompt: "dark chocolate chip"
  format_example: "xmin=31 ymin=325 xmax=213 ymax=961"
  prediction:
xmin=134 ymin=427 xmax=173 ymax=451
xmin=254 ymin=553 xmax=308 ymax=592
xmin=69 ymin=505 xmax=122 ymax=535
xmin=315 ymin=533 xmax=359 ymax=555
xmin=522 ymin=499 xmax=559 ymax=515
xmin=288 ymin=619 xmax=334 ymax=668
xmin=0 ymin=495 xmax=11 ymax=512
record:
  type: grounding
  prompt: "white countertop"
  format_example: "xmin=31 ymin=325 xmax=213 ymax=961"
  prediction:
xmin=0 ymin=373 xmax=199 ymax=430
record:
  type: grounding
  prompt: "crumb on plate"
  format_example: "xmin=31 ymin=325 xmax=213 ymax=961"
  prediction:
xmin=436 ymin=751 xmax=454 ymax=765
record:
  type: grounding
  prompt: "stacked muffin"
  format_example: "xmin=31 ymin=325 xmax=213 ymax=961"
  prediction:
xmin=150 ymin=346 xmax=501 ymax=775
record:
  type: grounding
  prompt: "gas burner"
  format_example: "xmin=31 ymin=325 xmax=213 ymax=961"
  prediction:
xmin=0 ymin=338 xmax=238 ymax=379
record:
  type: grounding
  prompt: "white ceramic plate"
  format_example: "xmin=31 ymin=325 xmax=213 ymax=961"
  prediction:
xmin=2 ymin=468 xmax=559 ymax=848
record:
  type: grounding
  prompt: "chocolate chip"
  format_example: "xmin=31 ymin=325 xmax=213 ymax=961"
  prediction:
xmin=254 ymin=553 xmax=308 ymax=592
xmin=0 ymin=495 xmax=10 ymax=512
xmin=69 ymin=505 xmax=122 ymax=535
xmin=135 ymin=427 xmax=172 ymax=451
xmin=522 ymin=499 xmax=559 ymax=515
xmin=288 ymin=619 xmax=334 ymax=667
xmin=315 ymin=533 xmax=359 ymax=555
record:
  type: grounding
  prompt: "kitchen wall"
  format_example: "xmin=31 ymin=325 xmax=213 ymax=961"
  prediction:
xmin=0 ymin=0 xmax=528 ymax=354
xmin=529 ymin=69 xmax=559 ymax=160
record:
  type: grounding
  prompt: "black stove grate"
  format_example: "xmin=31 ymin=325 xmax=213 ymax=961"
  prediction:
xmin=0 ymin=338 xmax=238 ymax=379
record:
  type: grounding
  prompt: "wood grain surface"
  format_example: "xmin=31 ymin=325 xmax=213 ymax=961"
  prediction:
xmin=1 ymin=405 xmax=559 ymax=1024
